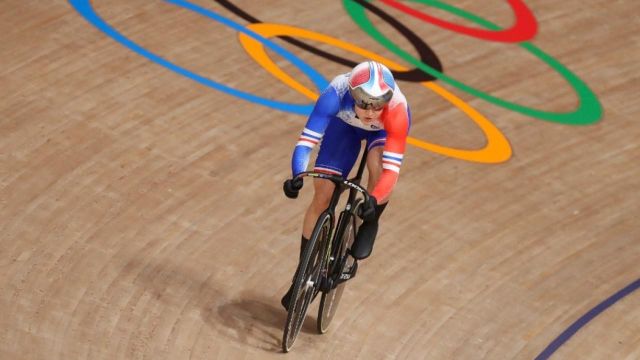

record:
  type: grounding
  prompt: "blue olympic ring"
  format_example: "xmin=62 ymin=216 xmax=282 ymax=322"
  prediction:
xmin=68 ymin=0 xmax=329 ymax=115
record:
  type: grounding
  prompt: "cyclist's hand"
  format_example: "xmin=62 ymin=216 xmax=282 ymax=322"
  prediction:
xmin=283 ymin=177 xmax=303 ymax=199
xmin=359 ymin=195 xmax=377 ymax=221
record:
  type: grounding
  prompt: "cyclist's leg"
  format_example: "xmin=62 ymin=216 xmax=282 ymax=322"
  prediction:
xmin=351 ymin=133 xmax=389 ymax=260
xmin=366 ymin=143 xmax=390 ymax=220
xmin=281 ymin=234 xmax=310 ymax=309
xmin=301 ymin=179 xmax=334 ymax=239
xmin=303 ymin=116 xmax=362 ymax=236
xmin=365 ymin=142 xmax=384 ymax=191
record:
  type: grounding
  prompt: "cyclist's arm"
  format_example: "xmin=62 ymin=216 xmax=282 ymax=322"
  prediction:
xmin=291 ymin=87 xmax=340 ymax=176
xmin=371 ymin=104 xmax=410 ymax=203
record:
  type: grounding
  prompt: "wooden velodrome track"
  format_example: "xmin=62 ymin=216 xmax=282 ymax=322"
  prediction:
xmin=1 ymin=0 xmax=638 ymax=359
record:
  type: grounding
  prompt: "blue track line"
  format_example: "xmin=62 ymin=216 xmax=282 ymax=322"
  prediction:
xmin=535 ymin=277 xmax=640 ymax=359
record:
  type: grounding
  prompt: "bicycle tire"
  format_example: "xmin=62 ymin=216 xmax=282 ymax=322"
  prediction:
xmin=317 ymin=200 xmax=362 ymax=334
xmin=282 ymin=212 xmax=332 ymax=352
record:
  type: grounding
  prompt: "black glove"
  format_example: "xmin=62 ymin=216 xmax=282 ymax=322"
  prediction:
xmin=359 ymin=195 xmax=377 ymax=222
xmin=283 ymin=177 xmax=303 ymax=199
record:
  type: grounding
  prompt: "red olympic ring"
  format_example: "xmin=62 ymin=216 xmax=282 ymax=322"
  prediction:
xmin=379 ymin=0 xmax=538 ymax=42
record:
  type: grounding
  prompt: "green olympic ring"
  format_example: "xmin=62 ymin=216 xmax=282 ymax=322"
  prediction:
xmin=344 ymin=0 xmax=603 ymax=125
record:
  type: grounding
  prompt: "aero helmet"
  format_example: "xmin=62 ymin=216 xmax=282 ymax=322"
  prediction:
xmin=348 ymin=61 xmax=395 ymax=110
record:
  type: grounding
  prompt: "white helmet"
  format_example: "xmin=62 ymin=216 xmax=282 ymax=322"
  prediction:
xmin=348 ymin=61 xmax=395 ymax=110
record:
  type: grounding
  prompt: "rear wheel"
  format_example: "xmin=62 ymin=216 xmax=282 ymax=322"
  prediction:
xmin=317 ymin=201 xmax=362 ymax=334
xmin=282 ymin=212 xmax=332 ymax=352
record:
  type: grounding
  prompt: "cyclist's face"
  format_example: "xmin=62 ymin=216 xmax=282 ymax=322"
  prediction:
xmin=354 ymin=104 xmax=384 ymax=123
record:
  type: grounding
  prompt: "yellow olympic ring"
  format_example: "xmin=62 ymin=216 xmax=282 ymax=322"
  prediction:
xmin=238 ymin=23 xmax=511 ymax=163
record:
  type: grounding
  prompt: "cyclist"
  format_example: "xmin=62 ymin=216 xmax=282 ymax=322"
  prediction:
xmin=281 ymin=61 xmax=411 ymax=310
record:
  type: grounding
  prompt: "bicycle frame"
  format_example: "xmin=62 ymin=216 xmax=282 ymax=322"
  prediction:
xmin=282 ymin=147 xmax=371 ymax=351
xmin=294 ymin=147 xmax=370 ymax=283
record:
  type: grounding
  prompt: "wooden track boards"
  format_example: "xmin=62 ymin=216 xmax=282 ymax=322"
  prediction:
xmin=1 ymin=1 xmax=638 ymax=358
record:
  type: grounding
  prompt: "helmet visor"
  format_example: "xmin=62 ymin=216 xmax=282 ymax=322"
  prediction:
xmin=350 ymin=87 xmax=392 ymax=111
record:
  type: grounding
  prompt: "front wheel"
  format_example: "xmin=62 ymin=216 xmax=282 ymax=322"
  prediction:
xmin=282 ymin=212 xmax=332 ymax=352
xmin=317 ymin=201 xmax=362 ymax=334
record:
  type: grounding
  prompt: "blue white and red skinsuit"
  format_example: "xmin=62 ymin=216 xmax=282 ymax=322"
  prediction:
xmin=290 ymin=73 xmax=411 ymax=203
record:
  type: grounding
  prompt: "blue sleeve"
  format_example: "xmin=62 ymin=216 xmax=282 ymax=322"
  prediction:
xmin=291 ymin=87 xmax=341 ymax=176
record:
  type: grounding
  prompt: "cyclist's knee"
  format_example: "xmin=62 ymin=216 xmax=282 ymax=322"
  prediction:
xmin=311 ymin=179 xmax=334 ymax=209
xmin=366 ymin=147 xmax=384 ymax=184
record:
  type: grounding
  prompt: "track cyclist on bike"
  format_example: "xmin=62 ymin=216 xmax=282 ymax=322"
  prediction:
xmin=281 ymin=61 xmax=411 ymax=310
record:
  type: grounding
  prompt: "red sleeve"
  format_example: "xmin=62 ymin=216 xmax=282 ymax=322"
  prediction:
xmin=371 ymin=104 xmax=410 ymax=202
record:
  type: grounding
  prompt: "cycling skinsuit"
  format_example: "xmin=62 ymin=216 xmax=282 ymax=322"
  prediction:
xmin=291 ymin=73 xmax=411 ymax=202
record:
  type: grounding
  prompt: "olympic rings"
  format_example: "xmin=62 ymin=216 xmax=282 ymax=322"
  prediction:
xmin=71 ymin=0 xmax=600 ymax=161
xmin=237 ymin=23 xmax=512 ymax=163
xmin=379 ymin=0 xmax=538 ymax=42
xmin=344 ymin=0 xmax=603 ymax=125
xmin=69 ymin=0 xmax=326 ymax=115
xmin=213 ymin=0 xmax=443 ymax=82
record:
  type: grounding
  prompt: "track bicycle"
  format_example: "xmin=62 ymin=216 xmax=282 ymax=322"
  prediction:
xmin=282 ymin=148 xmax=370 ymax=352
